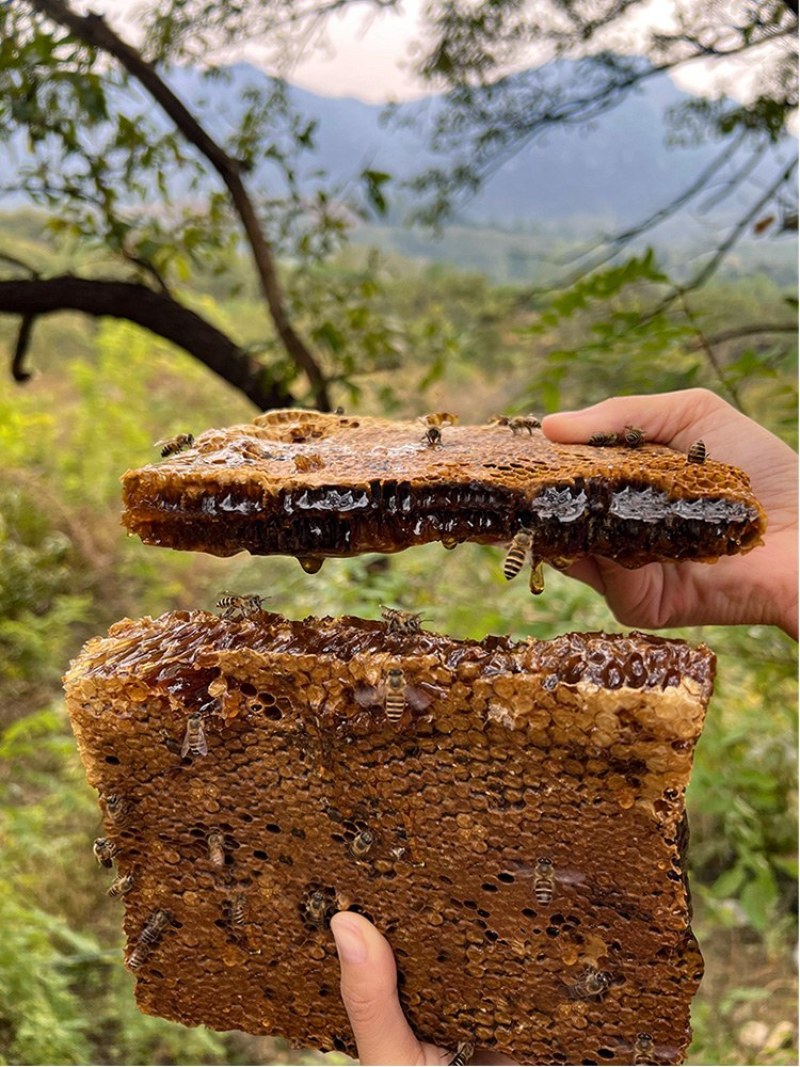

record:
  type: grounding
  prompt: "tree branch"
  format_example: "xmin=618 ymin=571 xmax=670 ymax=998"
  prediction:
xmin=539 ymin=132 xmax=749 ymax=289
xmin=423 ymin=20 xmax=795 ymax=196
xmin=0 ymin=250 xmax=39 ymax=277
xmin=649 ymin=156 xmax=799 ymax=316
xmin=28 ymin=0 xmax=331 ymax=409
xmin=12 ymin=314 xmax=36 ymax=382
xmin=686 ymin=323 xmax=798 ymax=349
xmin=0 ymin=275 xmax=295 ymax=410
xmin=678 ymin=293 xmax=747 ymax=413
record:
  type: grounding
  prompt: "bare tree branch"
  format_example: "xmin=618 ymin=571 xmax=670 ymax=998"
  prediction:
xmin=679 ymin=294 xmax=747 ymax=413
xmin=540 ymin=133 xmax=750 ymax=289
xmin=0 ymin=251 xmax=40 ymax=277
xmin=121 ymin=246 xmax=171 ymax=295
xmin=12 ymin=314 xmax=36 ymax=382
xmin=0 ymin=275 xmax=296 ymax=409
xmin=697 ymin=142 xmax=769 ymax=214
xmin=649 ymin=156 xmax=799 ymax=317
xmin=28 ymin=0 xmax=331 ymax=409
xmin=686 ymin=323 xmax=798 ymax=349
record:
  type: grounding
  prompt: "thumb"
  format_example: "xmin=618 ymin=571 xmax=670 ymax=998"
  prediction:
xmin=331 ymin=911 xmax=428 ymax=1066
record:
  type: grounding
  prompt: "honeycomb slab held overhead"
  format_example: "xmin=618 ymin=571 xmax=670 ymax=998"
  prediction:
xmin=121 ymin=410 xmax=766 ymax=566
xmin=64 ymin=610 xmax=713 ymax=1065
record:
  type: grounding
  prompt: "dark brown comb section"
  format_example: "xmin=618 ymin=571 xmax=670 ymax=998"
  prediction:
xmin=121 ymin=410 xmax=766 ymax=566
xmin=64 ymin=610 xmax=712 ymax=1064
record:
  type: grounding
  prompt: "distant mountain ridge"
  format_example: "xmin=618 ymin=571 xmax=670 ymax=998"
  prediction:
xmin=165 ymin=60 xmax=794 ymax=228
xmin=1 ymin=56 xmax=795 ymax=239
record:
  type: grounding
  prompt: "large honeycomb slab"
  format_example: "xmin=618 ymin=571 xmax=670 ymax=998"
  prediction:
xmin=64 ymin=610 xmax=712 ymax=1065
xmin=121 ymin=411 xmax=765 ymax=566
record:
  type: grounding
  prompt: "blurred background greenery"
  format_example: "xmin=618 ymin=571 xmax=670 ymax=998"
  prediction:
xmin=0 ymin=209 xmax=796 ymax=1065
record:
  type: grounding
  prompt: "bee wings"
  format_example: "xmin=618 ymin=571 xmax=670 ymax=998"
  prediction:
xmin=353 ymin=683 xmax=382 ymax=710
xmin=353 ymin=680 xmax=444 ymax=714
xmin=511 ymin=861 xmax=586 ymax=886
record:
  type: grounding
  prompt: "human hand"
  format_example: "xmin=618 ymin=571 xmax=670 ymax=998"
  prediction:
xmin=541 ymin=388 xmax=798 ymax=639
xmin=331 ymin=911 xmax=516 ymax=1066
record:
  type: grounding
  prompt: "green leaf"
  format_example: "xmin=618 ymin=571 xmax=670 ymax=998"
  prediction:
xmin=739 ymin=866 xmax=779 ymax=932
xmin=710 ymin=864 xmax=746 ymax=899
xmin=362 ymin=169 xmax=392 ymax=217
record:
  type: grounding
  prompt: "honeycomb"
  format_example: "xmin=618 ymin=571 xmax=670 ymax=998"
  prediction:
xmin=64 ymin=610 xmax=714 ymax=1065
xmin=121 ymin=410 xmax=766 ymax=567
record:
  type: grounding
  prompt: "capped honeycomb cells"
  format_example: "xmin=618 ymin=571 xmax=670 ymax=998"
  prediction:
xmin=64 ymin=611 xmax=713 ymax=1065
xmin=121 ymin=413 xmax=766 ymax=565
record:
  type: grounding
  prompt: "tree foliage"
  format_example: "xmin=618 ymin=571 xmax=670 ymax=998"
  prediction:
xmin=0 ymin=0 xmax=796 ymax=409
xmin=412 ymin=1 xmax=797 ymax=216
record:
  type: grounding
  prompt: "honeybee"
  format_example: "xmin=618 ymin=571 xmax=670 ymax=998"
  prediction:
xmin=418 ymin=412 xmax=458 ymax=428
xmin=488 ymin=415 xmax=510 ymax=426
xmin=229 ymin=893 xmax=247 ymax=929
xmin=334 ymin=406 xmax=345 ymax=415
xmin=532 ymin=857 xmax=556 ymax=904
xmin=128 ymin=909 xmax=170 ymax=970
xmin=633 ymin=1033 xmax=656 ymax=1065
xmin=93 ymin=837 xmax=117 ymax=868
xmin=354 ymin=670 xmax=440 ymax=726
xmin=293 ymin=453 xmax=325 ymax=473
xmin=570 ymin=967 xmax=611 ymax=1001
xmin=385 ymin=667 xmax=407 ymax=723
xmin=529 ymin=558 xmax=545 ymax=596
xmin=305 ymin=889 xmax=328 ymax=927
xmin=422 ymin=426 xmax=442 ymax=447
xmin=450 ymin=1041 xmax=475 ymax=1066
xmin=588 ymin=431 xmax=619 ymax=447
xmin=103 ymin=793 xmax=128 ymax=827
xmin=107 ymin=872 xmax=134 ymax=897
xmin=349 ymin=829 xmax=374 ymax=860
xmin=216 ymin=592 xmax=267 ymax=620
xmin=380 ymin=605 xmax=424 ymax=635
xmin=513 ymin=858 xmax=585 ymax=901
xmin=334 ymin=889 xmax=352 ymax=911
xmin=503 ymin=528 xmax=533 ymax=580
xmin=181 ymin=712 xmax=208 ymax=759
xmin=687 ymin=439 xmax=706 ymax=464
xmin=509 ymin=414 xmax=541 ymax=435
xmin=623 ymin=425 xmax=645 ymax=448
xmin=155 ymin=433 xmax=194 ymax=458
xmin=207 ymin=831 xmax=225 ymax=867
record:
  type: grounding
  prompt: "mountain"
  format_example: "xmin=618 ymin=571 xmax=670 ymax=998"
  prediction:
xmin=163 ymin=61 xmax=794 ymax=229
xmin=1 ymin=57 xmax=795 ymax=269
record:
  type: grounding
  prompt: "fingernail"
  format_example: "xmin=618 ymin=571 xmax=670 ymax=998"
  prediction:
xmin=332 ymin=917 xmax=368 ymax=964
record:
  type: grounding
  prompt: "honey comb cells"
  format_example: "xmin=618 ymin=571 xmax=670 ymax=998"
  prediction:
xmin=65 ymin=610 xmax=713 ymax=1065
xmin=121 ymin=410 xmax=766 ymax=567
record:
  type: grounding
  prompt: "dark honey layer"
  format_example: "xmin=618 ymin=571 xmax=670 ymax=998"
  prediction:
xmin=121 ymin=412 xmax=766 ymax=563
xmin=83 ymin=610 xmax=715 ymax=700
xmin=65 ymin=611 xmax=713 ymax=1064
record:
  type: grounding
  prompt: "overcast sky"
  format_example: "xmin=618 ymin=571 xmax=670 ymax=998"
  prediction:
xmin=78 ymin=0 xmax=776 ymax=105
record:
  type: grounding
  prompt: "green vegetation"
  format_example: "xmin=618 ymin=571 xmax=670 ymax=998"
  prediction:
xmin=0 ymin=216 xmax=796 ymax=1065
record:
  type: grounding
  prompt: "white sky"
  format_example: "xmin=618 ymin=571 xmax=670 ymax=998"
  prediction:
xmin=80 ymin=0 xmax=786 ymax=105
